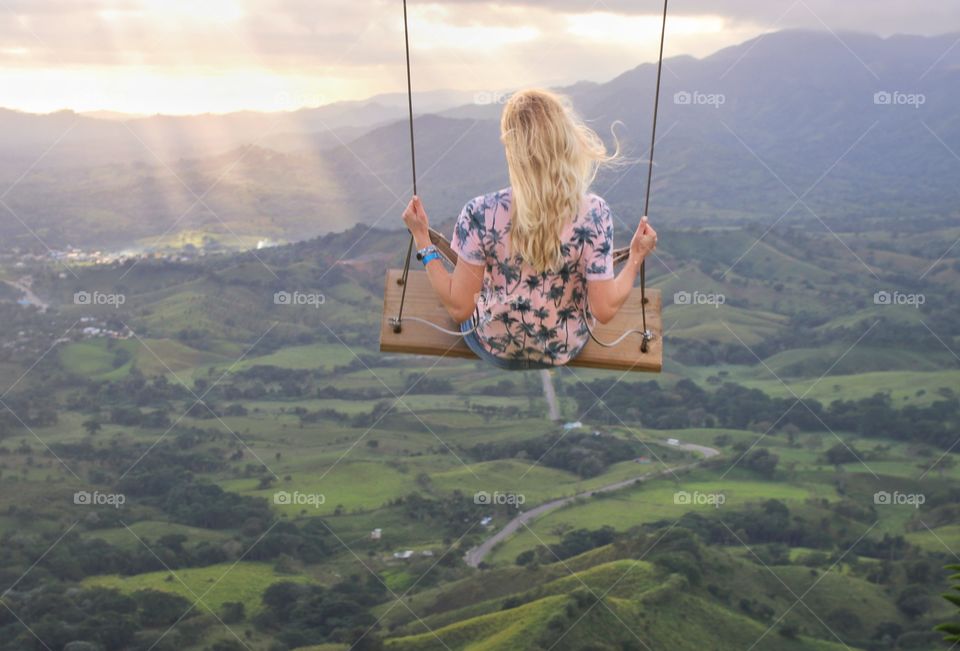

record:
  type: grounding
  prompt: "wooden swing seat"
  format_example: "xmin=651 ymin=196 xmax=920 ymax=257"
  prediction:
xmin=379 ymin=268 xmax=662 ymax=372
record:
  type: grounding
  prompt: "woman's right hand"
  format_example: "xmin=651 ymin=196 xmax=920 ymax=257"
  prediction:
xmin=629 ymin=216 xmax=658 ymax=266
xmin=402 ymin=195 xmax=431 ymax=248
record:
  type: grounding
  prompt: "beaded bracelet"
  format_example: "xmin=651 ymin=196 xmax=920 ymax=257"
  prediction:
xmin=416 ymin=245 xmax=437 ymax=261
xmin=420 ymin=251 xmax=442 ymax=267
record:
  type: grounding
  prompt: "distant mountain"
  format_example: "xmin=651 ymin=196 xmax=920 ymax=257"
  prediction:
xmin=0 ymin=89 xmax=477 ymax=171
xmin=1 ymin=30 xmax=958 ymax=249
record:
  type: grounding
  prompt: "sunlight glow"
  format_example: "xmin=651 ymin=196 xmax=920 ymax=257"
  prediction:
xmin=0 ymin=68 xmax=358 ymax=115
xmin=567 ymin=13 xmax=727 ymax=44
xmin=411 ymin=7 xmax=540 ymax=50
xmin=137 ymin=0 xmax=246 ymax=23
xmin=0 ymin=3 xmax=759 ymax=115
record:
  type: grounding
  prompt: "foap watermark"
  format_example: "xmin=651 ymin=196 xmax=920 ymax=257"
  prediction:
xmin=874 ymin=490 xmax=925 ymax=509
xmin=474 ymin=90 xmax=510 ymax=106
xmin=74 ymin=291 xmax=126 ymax=308
xmin=674 ymin=490 xmax=726 ymax=508
xmin=873 ymin=91 xmax=925 ymax=109
xmin=74 ymin=490 xmax=125 ymax=508
xmin=674 ymin=90 xmax=726 ymax=108
xmin=873 ymin=290 xmax=925 ymax=308
xmin=474 ymin=490 xmax=526 ymax=508
xmin=274 ymin=290 xmax=326 ymax=308
xmin=274 ymin=490 xmax=326 ymax=508
xmin=674 ymin=290 xmax=725 ymax=308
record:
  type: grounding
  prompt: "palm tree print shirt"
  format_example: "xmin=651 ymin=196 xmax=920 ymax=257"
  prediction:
xmin=452 ymin=188 xmax=614 ymax=366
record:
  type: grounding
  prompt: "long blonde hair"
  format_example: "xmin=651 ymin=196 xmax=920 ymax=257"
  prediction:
xmin=501 ymin=88 xmax=618 ymax=273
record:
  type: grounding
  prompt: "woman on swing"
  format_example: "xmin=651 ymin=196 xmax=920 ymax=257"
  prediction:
xmin=401 ymin=88 xmax=658 ymax=370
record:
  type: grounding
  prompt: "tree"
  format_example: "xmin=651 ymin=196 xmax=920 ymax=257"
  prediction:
xmin=824 ymin=442 xmax=860 ymax=466
xmin=82 ymin=419 xmax=102 ymax=436
xmin=897 ymin=585 xmax=930 ymax=618
xmin=935 ymin=564 xmax=960 ymax=643
xmin=207 ymin=641 xmax=246 ymax=651
xmin=744 ymin=448 xmax=779 ymax=478
xmin=134 ymin=589 xmax=193 ymax=627
xmin=221 ymin=601 xmax=245 ymax=624
xmin=779 ymin=623 xmax=799 ymax=639
xmin=516 ymin=550 xmax=536 ymax=566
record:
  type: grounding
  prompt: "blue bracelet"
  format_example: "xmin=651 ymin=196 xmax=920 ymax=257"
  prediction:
xmin=421 ymin=251 xmax=442 ymax=266
xmin=416 ymin=244 xmax=438 ymax=260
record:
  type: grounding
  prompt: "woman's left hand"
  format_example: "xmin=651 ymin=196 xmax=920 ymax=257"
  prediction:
xmin=402 ymin=196 xmax=430 ymax=244
xmin=629 ymin=215 xmax=657 ymax=267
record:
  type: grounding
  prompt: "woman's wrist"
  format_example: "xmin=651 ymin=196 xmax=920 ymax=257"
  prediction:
xmin=413 ymin=230 xmax=432 ymax=249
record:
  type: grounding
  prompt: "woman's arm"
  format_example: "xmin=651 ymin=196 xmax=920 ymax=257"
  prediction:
xmin=587 ymin=216 xmax=657 ymax=324
xmin=403 ymin=196 xmax=484 ymax=323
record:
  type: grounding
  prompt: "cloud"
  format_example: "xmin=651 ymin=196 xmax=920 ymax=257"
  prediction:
xmin=3 ymin=0 xmax=956 ymax=68
xmin=0 ymin=0 xmax=957 ymax=113
xmin=427 ymin=0 xmax=960 ymax=35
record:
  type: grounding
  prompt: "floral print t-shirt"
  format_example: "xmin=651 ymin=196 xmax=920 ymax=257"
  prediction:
xmin=451 ymin=187 xmax=614 ymax=366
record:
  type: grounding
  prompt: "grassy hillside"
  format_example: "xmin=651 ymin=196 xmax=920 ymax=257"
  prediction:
xmin=82 ymin=562 xmax=316 ymax=615
xmin=384 ymin=561 xmax=858 ymax=651
xmin=0 ymin=187 xmax=956 ymax=650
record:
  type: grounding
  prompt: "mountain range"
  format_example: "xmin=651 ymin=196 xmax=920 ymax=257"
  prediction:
xmin=1 ymin=29 xmax=958 ymax=250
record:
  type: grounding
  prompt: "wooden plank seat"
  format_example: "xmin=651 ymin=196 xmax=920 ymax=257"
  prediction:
xmin=379 ymin=268 xmax=662 ymax=372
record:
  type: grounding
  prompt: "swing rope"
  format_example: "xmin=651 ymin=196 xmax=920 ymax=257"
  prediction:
xmin=391 ymin=0 xmax=669 ymax=352
xmin=392 ymin=0 xmax=417 ymax=334
xmin=582 ymin=0 xmax=667 ymax=352
xmin=391 ymin=0 xmax=484 ymax=337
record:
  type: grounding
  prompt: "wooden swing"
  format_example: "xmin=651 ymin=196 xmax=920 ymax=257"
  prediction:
xmin=379 ymin=0 xmax=669 ymax=373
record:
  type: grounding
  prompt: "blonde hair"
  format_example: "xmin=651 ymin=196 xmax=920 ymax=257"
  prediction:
xmin=501 ymin=88 xmax=618 ymax=273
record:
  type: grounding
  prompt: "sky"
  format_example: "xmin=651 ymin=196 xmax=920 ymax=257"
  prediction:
xmin=1 ymin=0 xmax=957 ymax=115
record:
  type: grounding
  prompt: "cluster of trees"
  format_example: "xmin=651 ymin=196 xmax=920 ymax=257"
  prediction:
xmin=670 ymin=316 xmax=955 ymax=367
xmin=107 ymin=405 xmax=172 ymax=428
xmin=254 ymin=577 xmax=387 ymax=650
xmin=73 ymin=371 xmax=192 ymax=410
xmin=110 ymin=458 xmax=271 ymax=530
xmin=0 ymin=302 xmax=78 ymax=368
xmin=394 ymin=491 xmax=488 ymax=539
xmin=0 ymin=392 xmax=58 ymax=432
xmin=0 ymin=586 xmax=197 ymax=651
xmin=402 ymin=373 xmax=453 ymax=394
xmin=569 ymin=378 xmax=959 ymax=449
xmin=1 ymin=530 xmax=216 ymax=586
xmin=470 ymin=431 xmax=656 ymax=478
xmin=1 ymin=510 xmax=333 ymax=590
xmin=650 ymin=497 xmax=932 ymax=567
xmin=516 ymin=526 xmax=616 ymax=566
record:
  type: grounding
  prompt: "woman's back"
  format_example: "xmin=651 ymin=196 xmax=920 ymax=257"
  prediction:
xmin=452 ymin=187 xmax=614 ymax=365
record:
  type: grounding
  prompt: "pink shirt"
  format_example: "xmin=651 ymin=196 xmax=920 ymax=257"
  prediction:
xmin=451 ymin=187 xmax=614 ymax=365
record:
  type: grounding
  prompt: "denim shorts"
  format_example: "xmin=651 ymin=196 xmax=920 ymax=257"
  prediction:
xmin=459 ymin=317 xmax=554 ymax=371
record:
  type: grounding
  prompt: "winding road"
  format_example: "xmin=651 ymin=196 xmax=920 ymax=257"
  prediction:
xmin=4 ymin=279 xmax=48 ymax=311
xmin=464 ymin=440 xmax=720 ymax=568
xmin=540 ymin=370 xmax=560 ymax=421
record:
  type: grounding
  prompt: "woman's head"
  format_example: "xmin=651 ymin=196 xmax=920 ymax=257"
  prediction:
xmin=501 ymin=88 xmax=617 ymax=273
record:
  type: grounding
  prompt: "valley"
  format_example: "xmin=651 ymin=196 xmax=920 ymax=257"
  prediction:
xmin=0 ymin=210 xmax=956 ymax=650
xmin=0 ymin=26 xmax=957 ymax=651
